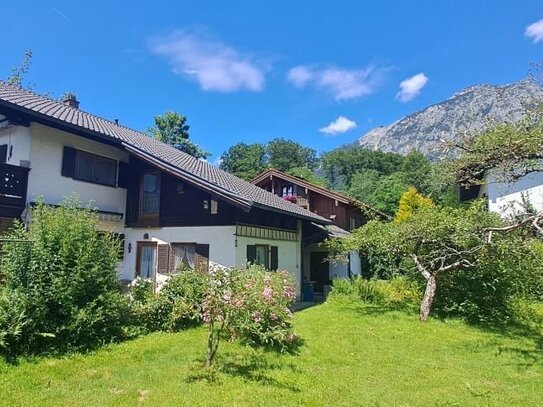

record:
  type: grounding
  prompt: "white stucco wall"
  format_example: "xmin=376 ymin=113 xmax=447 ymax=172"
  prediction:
xmin=122 ymin=226 xmax=238 ymax=280
xmin=0 ymin=125 xmax=32 ymax=165
xmin=26 ymin=123 xmax=129 ymax=216
xmin=485 ymin=170 xmax=543 ymax=217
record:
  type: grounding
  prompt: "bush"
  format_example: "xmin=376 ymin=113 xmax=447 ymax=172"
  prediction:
xmin=129 ymin=271 xmax=207 ymax=333
xmin=0 ymin=196 xmax=129 ymax=357
xmin=330 ymin=276 xmax=421 ymax=311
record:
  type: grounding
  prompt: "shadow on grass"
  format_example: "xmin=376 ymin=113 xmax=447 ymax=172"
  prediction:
xmin=185 ymin=351 xmax=301 ymax=393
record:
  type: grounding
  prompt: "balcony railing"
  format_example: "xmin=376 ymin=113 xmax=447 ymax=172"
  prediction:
xmin=0 ymin=163 xmax=30 ymax=210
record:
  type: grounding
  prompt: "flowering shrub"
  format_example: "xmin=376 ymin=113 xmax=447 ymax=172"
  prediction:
xmin=202 ymin=265 xmax=298 ymax=368
xmin=283 ymin=194 xmax=297 ymax=203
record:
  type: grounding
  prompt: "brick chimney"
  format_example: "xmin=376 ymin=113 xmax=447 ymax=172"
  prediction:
xmin=62 ymin=93 xmax=79 ymax=109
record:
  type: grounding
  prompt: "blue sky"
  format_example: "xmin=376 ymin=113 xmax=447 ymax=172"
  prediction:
xmin=2 ymin=1 xmax=543 ymax=162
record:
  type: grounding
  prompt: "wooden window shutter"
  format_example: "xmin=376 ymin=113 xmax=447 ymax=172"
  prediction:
xmin=157 ymin=244 xmax=171 ymax=275
xmin=270 ymin=246 xmax=278 ymax=271
xmin=246 ymin=245 xmax=256 ymax=265
xmin=117 ymin=161 xmax=130 ymax=188
xmin=61 ymin=146 xmax=76 ymax=177
xmin=195 ymin=244 xmax=210 ymax=272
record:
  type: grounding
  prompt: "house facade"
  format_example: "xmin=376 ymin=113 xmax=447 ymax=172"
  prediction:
xmin=459 ymin=169 xmax=543 ymax=217
xmin=252 ymin=169 xmax=372 ymax=293
xmin=0 ymin=83 xmax=329 ymax=294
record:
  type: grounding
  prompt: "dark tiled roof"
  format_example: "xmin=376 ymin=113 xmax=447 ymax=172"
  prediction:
xmin=0 ymin=82 xmax=329 ymax=223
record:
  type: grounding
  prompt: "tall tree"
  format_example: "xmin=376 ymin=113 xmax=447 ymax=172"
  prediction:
xmin=219 ymin=142 xmax=267 ymax=180
xmin=267 ymin=138 xmax=317 ymax=172
xmin=149 ymin=111 xmax=209 ymax=159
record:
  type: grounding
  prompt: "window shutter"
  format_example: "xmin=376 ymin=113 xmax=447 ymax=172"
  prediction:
xmin=270 ymin=246 xmax=278 ymax=271
xmin=61 ymin=146 xmax=76 ymax=177
xmin=157 ymin=244 xmax=170 ymax=275
xmin=118 ymin=161 xmax=130 ymax=188
xmin=195 ymin=244 xmax=210 ymax=272
xmin=246 ymin=245 xmax=256 ymax=265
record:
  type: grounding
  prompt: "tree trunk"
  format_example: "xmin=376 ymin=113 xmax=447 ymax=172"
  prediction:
xmin=419 ymin=274 xmax=437 ymax=321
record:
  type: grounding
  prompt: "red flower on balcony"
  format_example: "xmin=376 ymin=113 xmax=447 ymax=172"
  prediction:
xmin=283 ymin=194 xmax=297 ymax=203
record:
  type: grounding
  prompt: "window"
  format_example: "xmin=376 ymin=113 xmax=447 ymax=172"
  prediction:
xmin=246 ymin=244 xmax=278 ymax=270
xmin=171 ymin=243 xmax=196 ymax=272
xmin=281 ymin=184 xmax=295 ymax=197
xmin=62 ymin=146 xmax=117 ymax=187
xmin=156 ymin=242 xmax=210 ymax=274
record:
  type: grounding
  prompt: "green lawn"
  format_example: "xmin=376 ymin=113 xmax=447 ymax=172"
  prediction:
xmin=1 ymin=301 xmax=542 ymax=406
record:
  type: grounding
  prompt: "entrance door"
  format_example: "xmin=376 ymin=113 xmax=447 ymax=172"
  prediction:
xmin=310 ymin=252 xmax=330 ymax=293
xmin=136 ymin=242 xmax=157 ymax=279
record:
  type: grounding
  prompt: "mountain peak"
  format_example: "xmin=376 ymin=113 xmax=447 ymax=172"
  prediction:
xmin=357 ymin=78 xmax=543 ymax=159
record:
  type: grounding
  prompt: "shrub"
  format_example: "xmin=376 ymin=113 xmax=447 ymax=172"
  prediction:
xmin=201 ymin=265 xmax=298 ymax=368
xmin=0 ymin=196 xmax=129 ymax=357
xmin=128 ymin=271 xmax=207 ymax=333
xmin=329 ymin=276 xmax=421 ymax=311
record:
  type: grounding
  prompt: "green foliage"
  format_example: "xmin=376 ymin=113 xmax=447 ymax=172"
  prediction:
xmin=149 ymin=111 xmax=209 ymax=159
xmin=201 ymin=265 xmax=298 ymax=367
xmin=267 ymin=138 xmax=317 ymax=172
xmin=129 ymin=271 xmax=208 ymax=333
xmin=6 ymin=50 xmax=32 ymax=88
xmin=395 ymin=187 xmax=434 ymax=223
xmin=330 ymin=277 xmax=422 ymax=311
xmin=286 ymin=166 xmax=328 ymax=187
xmin=219 ymin=142 xmax=267 ymax=180
xmin=321 ymin=146 xmax=405 ymax=189
xmin=0 ymin=196 xmax=129 ymax=357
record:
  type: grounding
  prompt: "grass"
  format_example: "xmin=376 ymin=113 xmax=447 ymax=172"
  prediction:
xmin=1 ymin=300 xmax=542 ymax=406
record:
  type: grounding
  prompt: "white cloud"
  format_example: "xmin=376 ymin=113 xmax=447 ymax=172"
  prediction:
xmin=287 ymin=66 xmax=313 ymax=88
xmin=150 ymin=30 xmax=266 ymax=92
xmin=525 ymin=18 xmax=543 ymax=43
xmin=396 ymin=73 xmax=428 ymax=102
xmin=319 ymin=116 xmax=357 ymax=135
xmin=287 ymin=65 xmax=388 ymax=101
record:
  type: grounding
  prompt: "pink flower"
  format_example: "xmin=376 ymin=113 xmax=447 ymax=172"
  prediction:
xmin=252 ymin=311 xmax=262 ymax=323
xmin=262 ymin=287 xmax=273 ymax=301
xmin=234 ymin=298 xmax=245 ymax=308
xmin=223 ymin=290 xmax=232 ymax=302
xmin=270 ymin=313 xmax=278 ymax=321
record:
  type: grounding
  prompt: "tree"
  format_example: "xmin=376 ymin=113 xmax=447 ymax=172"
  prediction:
xmin=286 ymin=166 xmax=328 ymax=188
xmin=395 ymin=187 xmax=434 ymax=223
xmin=267 ymin=138 xmax=317 ymax=172
xmin=331 ymin=203 xmax=502 ymax=321
xmin=6 ymin=50 xmax=32 ymax=88
xmin=369 ymin=173 xmax=410 ymax=215
xmin=219 ymin=142 xmax=267 ymax=180
xmin=149 ymin=111 xmax=209 ymax=159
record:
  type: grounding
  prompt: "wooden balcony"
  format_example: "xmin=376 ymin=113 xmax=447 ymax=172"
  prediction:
xmin=0 ymin=163 xmax=30 ymax=218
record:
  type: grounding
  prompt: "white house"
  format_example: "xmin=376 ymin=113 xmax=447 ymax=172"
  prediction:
xmin=0 ymin=82 xmax=330 ymax=296
xmin=459 ymin=168 xmax=543 ymax=217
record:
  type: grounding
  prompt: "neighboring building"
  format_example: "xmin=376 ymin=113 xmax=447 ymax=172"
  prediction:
xmin=459 ymin=169 xmax=543 ymax=217
xmin=0 ymin=82 xmax=330 ymax=294
xmin=252 ymin=169 xmax=376 ymax=294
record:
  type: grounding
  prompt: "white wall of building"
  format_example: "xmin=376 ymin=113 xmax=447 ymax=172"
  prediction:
xmin=122 ymin=226 xmax=238 ymax=280
xmin=0 ymin=125 xmax=32 ymax=166
xmin=26 ymin=123 xmax=129 ymax=216
xmin=484 ymin=170 xmax=543 ymax=217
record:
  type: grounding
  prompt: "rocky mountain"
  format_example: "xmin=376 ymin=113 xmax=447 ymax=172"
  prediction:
xmin=357 ymin=79 xmax=543 ymax=159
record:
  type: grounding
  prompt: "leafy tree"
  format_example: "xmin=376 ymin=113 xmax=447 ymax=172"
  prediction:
xmin=219 ymin=142 xmax=267 ymax=180
xmin=6 ymin=50 xmax=32 ymax=88
xmin=267 ymin=138 xmax=317 ymax=172
xmin=395 ymin=187 xmax=434 ymax=223
xmin=321 ymin=147 xmax=405 ymax=189
xmin=370 ymin=173 xmax=410 ymax=215
xmin=400 ymin=151 xmax=433 ymax=194
xmin=149 ymin=111 xmax=209 ymax=159
xmin=0 ymin=196 xmax=129 ymax=357
xmin=286 ymin=166 xmax=328 ymax=188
